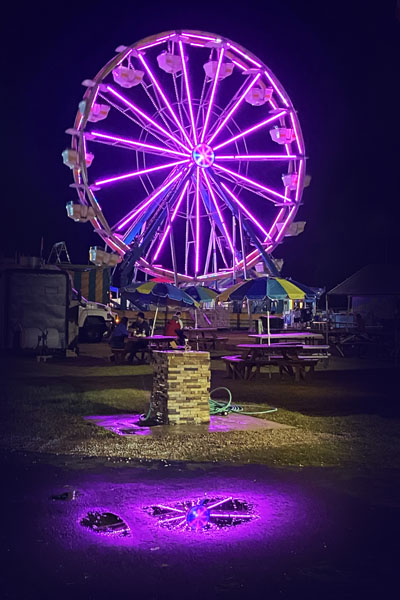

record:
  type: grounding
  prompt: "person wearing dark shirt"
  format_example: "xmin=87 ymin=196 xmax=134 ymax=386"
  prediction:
xmin=126 ymin=312 xmax=151 ymax=363
xmin=109 ymin=317 xmax=129 ymax=349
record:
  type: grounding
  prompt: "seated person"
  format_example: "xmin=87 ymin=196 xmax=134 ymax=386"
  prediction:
xmin=109 ymin=317 xmax=129 ymax=350
xmin=165 ymin=311 xmax=186 ymax=346
xmin=126 ymin=312 xmax=151 ymax=363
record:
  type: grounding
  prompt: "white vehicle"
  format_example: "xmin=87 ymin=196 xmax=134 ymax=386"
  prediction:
xmin=73 ymin=290 xmax=115 ymax=342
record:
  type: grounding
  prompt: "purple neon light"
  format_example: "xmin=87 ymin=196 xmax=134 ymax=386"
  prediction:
xmin=153 ymin=180 xmax=190 ymax=261
xmin=207 ymin=73 xmax=261 ymax=144
xmin=220 ymin=181 xmax=271 ymax=239
xmin=208 ymin=513 xmax=254 ymax=518
xmin=162 ymin=514 xmax=186 ymax=523
xmin=215 ymin=154 xmax=297 ymax=161
xmin=181 ymin=32 xmax=218 ymax=41
xmin=227 ymin=43 xmax=262 ymax=68
xmin=179 ymin=41 xmax=198 ymax=145
xmin=137 ymin=53 xmax=193 ymax=147
xmin=106 ymin=86 xmax=190 ymax=152
xmin=195 ymin=168 xmax=200 ymax=274
xmin=95 ymin=158 xmax=189 ymax=186
xmin=208 ymin=496 xmax=232 ymax=509
xmin=116 ymin=168 xmax=185 ymax=230
xmin=290 ymin=111 xmax=304 ymax=155
xmin=230 ymin=58 xmax=246 ymax=71
xmin=203 ymin=170 xmax=236 ymax=259
xmin=190 ymin=42 xmax=204 ymax=47
xmin=213 ymin=110 xmax=286 ymax=151
xmin=136 ymin=34 xmax=174 ymax=51
xmin=264 ymin=69 xmax=289 ymax=107
xmin=89 ymin=131 xmax=189 ymax=157
xmin=214 ymin=163 xmax=288 ymax=202
xmin=200 ymin=47 xmax=225 ymax=143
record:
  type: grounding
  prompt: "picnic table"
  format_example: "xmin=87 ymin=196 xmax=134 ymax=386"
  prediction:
xmin=186 ymin=327 xmax=227 ymax=351
xmin=111 ymin=335 xmax=176 ymax=364
xmin=248 ymin=331 xmax=325 ymax=345
xmin=222 ymin=342 xmax=330 ymax=381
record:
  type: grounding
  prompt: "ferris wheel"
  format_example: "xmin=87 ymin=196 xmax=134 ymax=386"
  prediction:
xmin=63 ymin=30 xmax=307 ymax=283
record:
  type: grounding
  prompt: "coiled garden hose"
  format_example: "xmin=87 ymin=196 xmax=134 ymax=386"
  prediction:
xmin=208 ymin=387 xmax=277 ymax=416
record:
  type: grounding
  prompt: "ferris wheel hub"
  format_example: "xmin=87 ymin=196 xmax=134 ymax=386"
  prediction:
xmin=192 ymin=143 xmax=215 ymax=168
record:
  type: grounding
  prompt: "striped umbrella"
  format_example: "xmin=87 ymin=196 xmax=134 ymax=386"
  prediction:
xmin=184 ymin=285 xmax=218 ymax=303
xmin=121 ymin=281 xmax=199 ymax=334
xmin=220 ymin=277 xmax=305 ymax=301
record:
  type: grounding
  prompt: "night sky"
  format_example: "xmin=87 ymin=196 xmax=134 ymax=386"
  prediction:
xmin=2 ymin=1 xmax=399 ymax=290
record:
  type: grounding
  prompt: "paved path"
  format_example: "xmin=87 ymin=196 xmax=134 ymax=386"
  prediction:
xmin=1 ymin=452 xmax=398 ymax=599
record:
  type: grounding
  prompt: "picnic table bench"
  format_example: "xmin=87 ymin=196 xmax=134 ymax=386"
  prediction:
xmin=222 ymin=343 xmax=330 ymax=381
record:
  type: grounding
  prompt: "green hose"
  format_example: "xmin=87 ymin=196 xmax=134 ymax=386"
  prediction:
xmin=208 ymin=387 xmax=277 ymax=416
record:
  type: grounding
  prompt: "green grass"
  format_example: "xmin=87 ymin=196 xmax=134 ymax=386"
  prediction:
xmin=1 ymin=353 xmax=399 ymax=468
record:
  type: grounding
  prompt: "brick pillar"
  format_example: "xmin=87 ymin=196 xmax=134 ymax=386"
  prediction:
xmin=150 ymin=351 xmax=210 ymax=425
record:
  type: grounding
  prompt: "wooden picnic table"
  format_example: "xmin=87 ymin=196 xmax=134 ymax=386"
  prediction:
xmin=248 ymin=332 xmax=325 ymax=344
xmin=222 ymin=342 xmax=330 ymax=381
xmin=186 ymin=327 xmax=225 ymax=351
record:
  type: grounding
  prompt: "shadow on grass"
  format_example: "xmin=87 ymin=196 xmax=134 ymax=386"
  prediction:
xmin=211 ymin=367 xmax=400 ymax=418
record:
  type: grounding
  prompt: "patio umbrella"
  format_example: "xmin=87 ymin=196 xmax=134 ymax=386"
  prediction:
xmin=286 ymin=278 xmax=325 ymax=299
xmin=184 ymin=285 xmax=218 ymax=303
xmin=216 ymin=281 xmax=245 ymax=303
xmin=227 ymin=277 xmax=306 ymax=301
xmin=121 ymin=282 xmax=199 ymax=335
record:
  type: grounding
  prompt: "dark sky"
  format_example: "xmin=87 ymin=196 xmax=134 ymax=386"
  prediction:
xmin=2 ymin=0 xmax=399 ymax=289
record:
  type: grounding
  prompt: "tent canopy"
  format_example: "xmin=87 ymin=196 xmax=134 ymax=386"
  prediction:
xmin=328 ymin=264 xmax=400 ymax=296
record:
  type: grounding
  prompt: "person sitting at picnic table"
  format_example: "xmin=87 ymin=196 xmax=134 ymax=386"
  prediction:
xmin=109 ymin=317 xmax=129 ymax=351
xmin=125 ymin=312 xmax=151 ymax=363
xmin=165 ymin=311 xmax=186 ymax=347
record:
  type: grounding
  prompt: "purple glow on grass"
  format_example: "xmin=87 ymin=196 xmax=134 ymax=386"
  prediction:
xmin=179 ymin=41 xmax=198 ymax=145
xmin=264 ymin=69 xmax=289 ymax=107
xmin=182 ymin=32 xmax=218 ymax=41
xmin=162 ymin=514 xmax=186 ymax=523
xmin=138 ymin=54 xmax=193 ymax=147
xmin=157 ymin=505 xmax=185 ymax=514
xmin=207 ymin=74 xmax=261 ymax=144
xmin=209 ymin=513 xmax=254 ymax=518
xmin=203 ymin=170 xmax=236 ymax=259
xmin=153 ymin=180 xmax=189 ymax=261
xmin=89 ymin=131 xmax=189 ymax=157
xmin=220 ymin=181 xmax=271 ymax=239
xmin=195 ymin=168 xmax=201 ymax=274
xmin=106 ymin=86 xmax=190 ymax=152
xmin=200 ymin=48 xmax=225 ymax=143
xmin=208 ymin=496 xmax=232 ymax=509
xmin=214 ymin=163 xmax=288 ymax=202
xmin=227 ymin=43 xmax=262 ymax=68
xmin=213 ymin=110 xmax=286 ymax=151
xmin=95 ymin=159 xmax=188 ymax=187
xmin=215 ymin=154 xmax=297 ymax=161
xmin=116 ymin=169 xmax=184 ymax=230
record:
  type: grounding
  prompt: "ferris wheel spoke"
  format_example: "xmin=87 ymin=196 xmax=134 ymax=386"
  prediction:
xmin=87 ymin=130 xmax=190 ymax=158
xmin=200 ymin=47 xmax=225 ymax=143
xmin=112 ymin=167 xmax=187 ymax=231
xmin=138 ymin=53 xmax=193 ymax=148
xmin=213 ymin=163 xmax=291 ymax=204
xmin=214 ymin=178 xmax=272 ymax=240
xmin=105 ymin=86 xmax=191 ymax=153
xmin=94 ymin=159 xmax=189 ymax=187
xmin=152 ymin=180 xmax=190 ymax=261
xmin=179 ymin=41 xmax=198 ymax=145
xmin=207 ymin=73 xmax=261 ymax=144
xmin=213 ymin=110 xmax=287 ymax=151
xmin=98 ymin=92 xmax=179 ymax=152
xmin=202 ymin=170 xmax=236 ymax=261
xmin=214 ymin=153 xmax=299 ymax=161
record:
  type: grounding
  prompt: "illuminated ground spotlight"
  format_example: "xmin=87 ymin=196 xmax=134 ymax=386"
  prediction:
xmin=144 ymin=496 xmax=257 ymax=531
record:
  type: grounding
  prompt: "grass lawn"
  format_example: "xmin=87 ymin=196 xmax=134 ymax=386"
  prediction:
xmin=2 ymin=345 xmax=399 ymax=468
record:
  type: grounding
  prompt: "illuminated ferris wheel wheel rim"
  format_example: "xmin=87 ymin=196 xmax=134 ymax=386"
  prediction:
xmin=68 ymin=30 xmax=306 ymax=282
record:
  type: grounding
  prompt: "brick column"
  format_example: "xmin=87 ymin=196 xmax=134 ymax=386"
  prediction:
xmin=149 ymin=350 xmax=210 ymax=425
